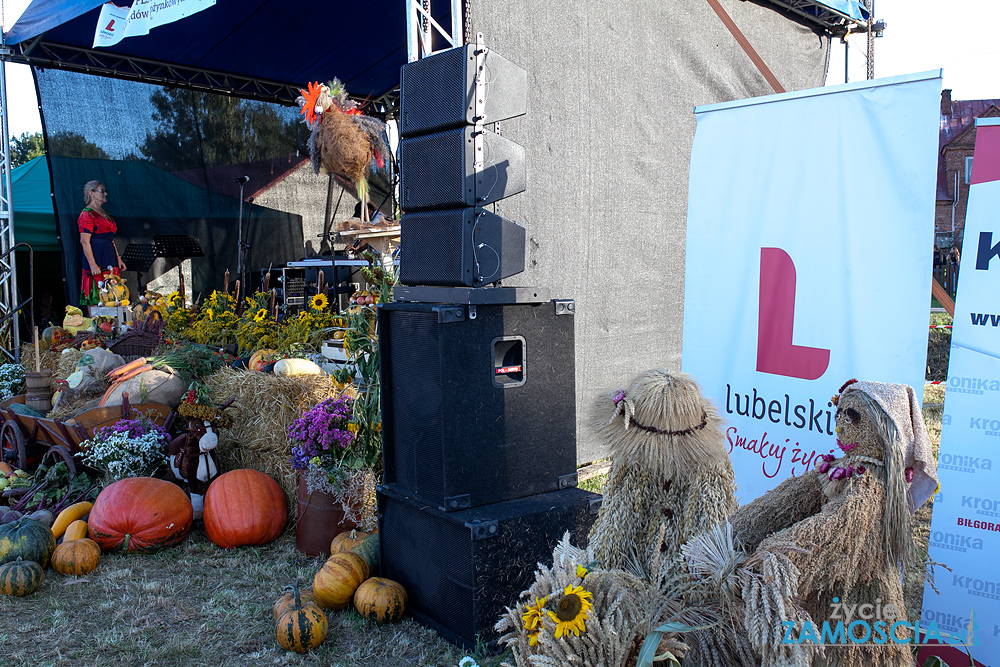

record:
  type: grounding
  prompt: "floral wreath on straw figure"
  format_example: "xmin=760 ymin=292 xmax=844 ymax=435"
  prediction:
xmin=681 ymin=378 xmax=940 ymax=667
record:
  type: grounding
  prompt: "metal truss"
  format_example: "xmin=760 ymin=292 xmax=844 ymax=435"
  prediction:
xmin=760 ymin=0 xmax=868 ymax=37
xmin=406 ymin=0 xmax=463 ymax=62
xmin=9 ymin=38 xmax=307 ymax=106
xmin=0 ymin=44 xmax=19 ymax=361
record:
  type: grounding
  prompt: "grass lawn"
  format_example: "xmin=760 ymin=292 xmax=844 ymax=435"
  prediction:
xmin=0 ymin=528 xmax=509 ymax=667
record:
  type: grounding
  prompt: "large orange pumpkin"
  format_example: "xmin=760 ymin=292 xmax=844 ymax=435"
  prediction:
xmin=88 ymin=478 xmax=193 ymax=553
xmin=203 ymin=469 xmax=287 ymax=548
xmin=313 ymin=552 xmax=369 ymax=610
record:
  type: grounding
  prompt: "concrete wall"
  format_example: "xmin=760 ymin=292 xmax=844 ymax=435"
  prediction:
xmin=469 ymin=0 xmax=831 ymax=463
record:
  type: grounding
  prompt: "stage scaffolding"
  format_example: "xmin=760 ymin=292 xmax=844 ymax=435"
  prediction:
xmin=0 ymin=0 xmax=862 ymax=360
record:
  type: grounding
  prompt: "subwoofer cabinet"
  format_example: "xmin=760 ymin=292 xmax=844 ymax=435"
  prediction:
xmin=377 ymin=483 xmax=601 ymax=650
xmin=378 ymin=299 xmax=577 ymax=511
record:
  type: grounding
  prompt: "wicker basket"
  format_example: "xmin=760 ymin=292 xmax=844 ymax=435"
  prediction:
xmin=108 ymin=331 xmax=161 ymax=357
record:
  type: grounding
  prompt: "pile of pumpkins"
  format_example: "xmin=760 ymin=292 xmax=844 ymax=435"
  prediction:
xmin=273 ymin=529 xmax=409 ymax=653
xmin=0 ymin=499 xmax=104 ymax=596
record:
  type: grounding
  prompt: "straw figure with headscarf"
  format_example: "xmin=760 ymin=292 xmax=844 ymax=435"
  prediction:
xmin=297 ymin=79 xmax=390 ymax=223
xmin=588 ymin=369 xmax=739 ymax=584
xmin=685 ymin=379 xmax=939 ymax=667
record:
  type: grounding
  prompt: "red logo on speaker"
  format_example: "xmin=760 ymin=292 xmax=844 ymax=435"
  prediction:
xmin=495 ymin=365 xmax=522 ymax=375
xmin=756 ymin=247 xmax=830 ymax=380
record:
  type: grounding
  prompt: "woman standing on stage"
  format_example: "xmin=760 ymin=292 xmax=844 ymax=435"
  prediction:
xmin=78 ymin=180 xmax=126 ymax=305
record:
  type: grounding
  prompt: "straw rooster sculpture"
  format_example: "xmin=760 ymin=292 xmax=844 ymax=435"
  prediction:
xmin=297 ymin=79 xmax=390 ymax=222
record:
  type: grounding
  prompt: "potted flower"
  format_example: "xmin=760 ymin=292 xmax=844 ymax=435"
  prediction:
xmin=81 ymin=412 xmax=169 ymax=483
xmin=287 ymin=394 xmax=377 ymax=556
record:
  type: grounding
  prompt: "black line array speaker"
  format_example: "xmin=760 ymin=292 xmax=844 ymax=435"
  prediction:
xmin=399 ymin=44 xmax=527 ymax=138
xmin=398 ymin=41 xmax=527 ymax=286
xmin=378 ymin=300 xmax=577 ymax=511
xmin=398 ymin=127 xmax=527 ymax=210
xmin=399 ymin=208 xmax=526 ymax=287
xmin=378 ymin=483 xmax=601 ymax=650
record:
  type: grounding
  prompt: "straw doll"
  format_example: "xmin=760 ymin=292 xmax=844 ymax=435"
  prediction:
xmin=588 ymin=369 xmax=739 ymax=585
xmin=720 ymin=379 xmax=938 ymax=667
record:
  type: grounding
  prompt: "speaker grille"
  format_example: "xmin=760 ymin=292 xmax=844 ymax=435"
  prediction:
xmin=399 ymin=128 xmax=471 ymax=210
xmin=378 ymin=485 xmax=601 ymax=649
xmin=400 ymin=45 xmax=473 ymax=137
xmin=400 ymin=209 xmax=470 ymax=286
xmin=384 ymin=310 xmax=445 ymax=500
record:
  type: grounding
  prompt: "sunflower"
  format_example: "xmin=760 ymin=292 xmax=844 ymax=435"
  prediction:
xmin=522 ymin=595 xmax=547 ymax=631
xmin=310 ymin=293 xmax=329 ymax=311
xmin=576 ymin=564 xmax=589 ymax=578
xmin=253 ymin=308 xmax=267 ymax=322
xmin=547 ymin=585 xmax=593 ymax=638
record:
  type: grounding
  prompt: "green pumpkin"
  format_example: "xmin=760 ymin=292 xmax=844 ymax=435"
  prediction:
xmin=349 ymin=532 xmax=380 ymax=573
xmin=0 ymin=557 xmax=44 ymax=596
xmin=0 ymin=518 xmax=57 ymax=568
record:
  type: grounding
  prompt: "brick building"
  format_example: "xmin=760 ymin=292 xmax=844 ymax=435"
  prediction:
xmin=935 ymin=89 xmax=1000 ymax=252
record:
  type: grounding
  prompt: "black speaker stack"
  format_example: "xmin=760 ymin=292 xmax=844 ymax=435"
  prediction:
xmin=377 ymin=36 xmax=600 ymax=651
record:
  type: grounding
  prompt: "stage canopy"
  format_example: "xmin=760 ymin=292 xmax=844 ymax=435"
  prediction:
xmin=5 ymin=0 xmax=457 ymax=105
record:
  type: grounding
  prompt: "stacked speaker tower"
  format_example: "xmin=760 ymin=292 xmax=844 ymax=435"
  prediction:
xmin=377 ymin=35 xmax=600 ymax=649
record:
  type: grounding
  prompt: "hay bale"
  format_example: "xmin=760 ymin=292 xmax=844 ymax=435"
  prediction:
xmin=19 ymin=344 xmax=60 ymax=388
xmin=204 ymin=367 xmax=340 ymax=519
xmin=56 ymin=348 xmax=86 ymax=380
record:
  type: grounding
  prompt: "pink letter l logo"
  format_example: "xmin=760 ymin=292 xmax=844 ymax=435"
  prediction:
xmin=756 ymin=247 xmax=830 ymax=380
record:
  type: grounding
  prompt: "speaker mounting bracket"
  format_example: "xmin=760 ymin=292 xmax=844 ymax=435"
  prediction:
xmin=444 ymin=494 xmax=472 ymax=511
xmin=466 ymin=518 xmax=499 ymax=540
xmin=473 ymin=33 xmax=487 ymax=176
xmin=558 ymin=473 xmax=579 ymax=489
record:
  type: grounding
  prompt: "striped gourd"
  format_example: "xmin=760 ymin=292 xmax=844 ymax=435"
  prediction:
xmin=275 ymin=583 xmax=328 ymax=653
xmin=0 ymin=557 xmax=43 ymax=596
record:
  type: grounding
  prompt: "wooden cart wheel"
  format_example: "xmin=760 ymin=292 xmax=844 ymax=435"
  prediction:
xmin=0 ymin=422 xmax=29 ymax=470
xmin=41 ymin=445 xmax=77 ymax=477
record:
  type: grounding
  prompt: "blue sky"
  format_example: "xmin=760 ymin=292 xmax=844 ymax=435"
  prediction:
xmin=3 ymin=0 xmax=999 ymax=138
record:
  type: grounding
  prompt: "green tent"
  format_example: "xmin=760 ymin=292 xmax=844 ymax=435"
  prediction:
xmin=11 ymin=155 xmax=59 ymax=252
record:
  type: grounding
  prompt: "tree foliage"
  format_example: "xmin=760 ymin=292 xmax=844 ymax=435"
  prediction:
xmin=11 ymin=130 xmax=112 ymax=166
xmin=139 ymin=89 xmax=308 ymax=171
xmin=49 ymin=131 xmax=111 ymax=160
xmin=10 ymin=132 xmax=45 ymax=167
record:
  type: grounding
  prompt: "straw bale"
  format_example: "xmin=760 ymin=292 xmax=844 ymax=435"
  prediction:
xmin=204 ymin=367 xmax=340 ymax=519
xmin=19 ymin=344 xmax=61 ymax=388
xmin=56 ymin=348 xmax=86 ymax=380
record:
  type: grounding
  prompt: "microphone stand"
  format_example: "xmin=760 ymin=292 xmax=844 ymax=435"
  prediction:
xmin=235 ymin=177 xmax=249 ymax=294
xmin=243 ymin=197 xmax=254 ymax=292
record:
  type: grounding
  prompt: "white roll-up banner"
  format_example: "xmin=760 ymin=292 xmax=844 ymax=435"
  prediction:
xmin=920 ymin=118 xmax=1000 ymax=662
xmin=682 ymin=71 xmax=941 ymax=503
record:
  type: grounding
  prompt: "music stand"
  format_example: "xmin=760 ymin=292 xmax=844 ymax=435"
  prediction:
xmin=154 ymin=235 xmax=204 ymax=302
xmin=121 ymin=243 xmax=158 ymax=290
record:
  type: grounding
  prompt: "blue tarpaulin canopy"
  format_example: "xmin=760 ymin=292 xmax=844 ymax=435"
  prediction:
xmin=5 ymin=0 xmax=456 ymax=103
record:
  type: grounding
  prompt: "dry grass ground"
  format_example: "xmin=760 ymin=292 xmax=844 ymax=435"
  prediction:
xmin=0 ymin=530 xmax=508 ymax=667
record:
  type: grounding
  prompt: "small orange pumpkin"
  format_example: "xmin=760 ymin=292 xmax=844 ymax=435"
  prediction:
xmin=312 ymin=551 xmax=369 ymax=610
xmin=275 ymin=582 xmax=328 ymax=653
xmin=329 ymin=529 xmax=369 ymax=555
xmin=273 ymin=586 xmax=319 ymax=622
xmin=354 ymin=577 xmax=407 ymax=623
xmin=50 ymin=538 xmax=102 ymax=575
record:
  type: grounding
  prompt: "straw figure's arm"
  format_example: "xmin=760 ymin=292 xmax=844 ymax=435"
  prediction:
xmin=729 ymin=470 xmax=825 ymax=552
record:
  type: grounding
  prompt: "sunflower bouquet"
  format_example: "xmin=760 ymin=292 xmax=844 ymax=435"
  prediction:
xmin=182 ymin=290 xmax=239 ymax=346
xmin=235 ymin=291 xmax=281 ymax=353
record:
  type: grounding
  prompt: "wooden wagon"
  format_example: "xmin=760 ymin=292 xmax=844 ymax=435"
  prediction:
xmin=0 ymin=392 xmax=174 ymax=474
